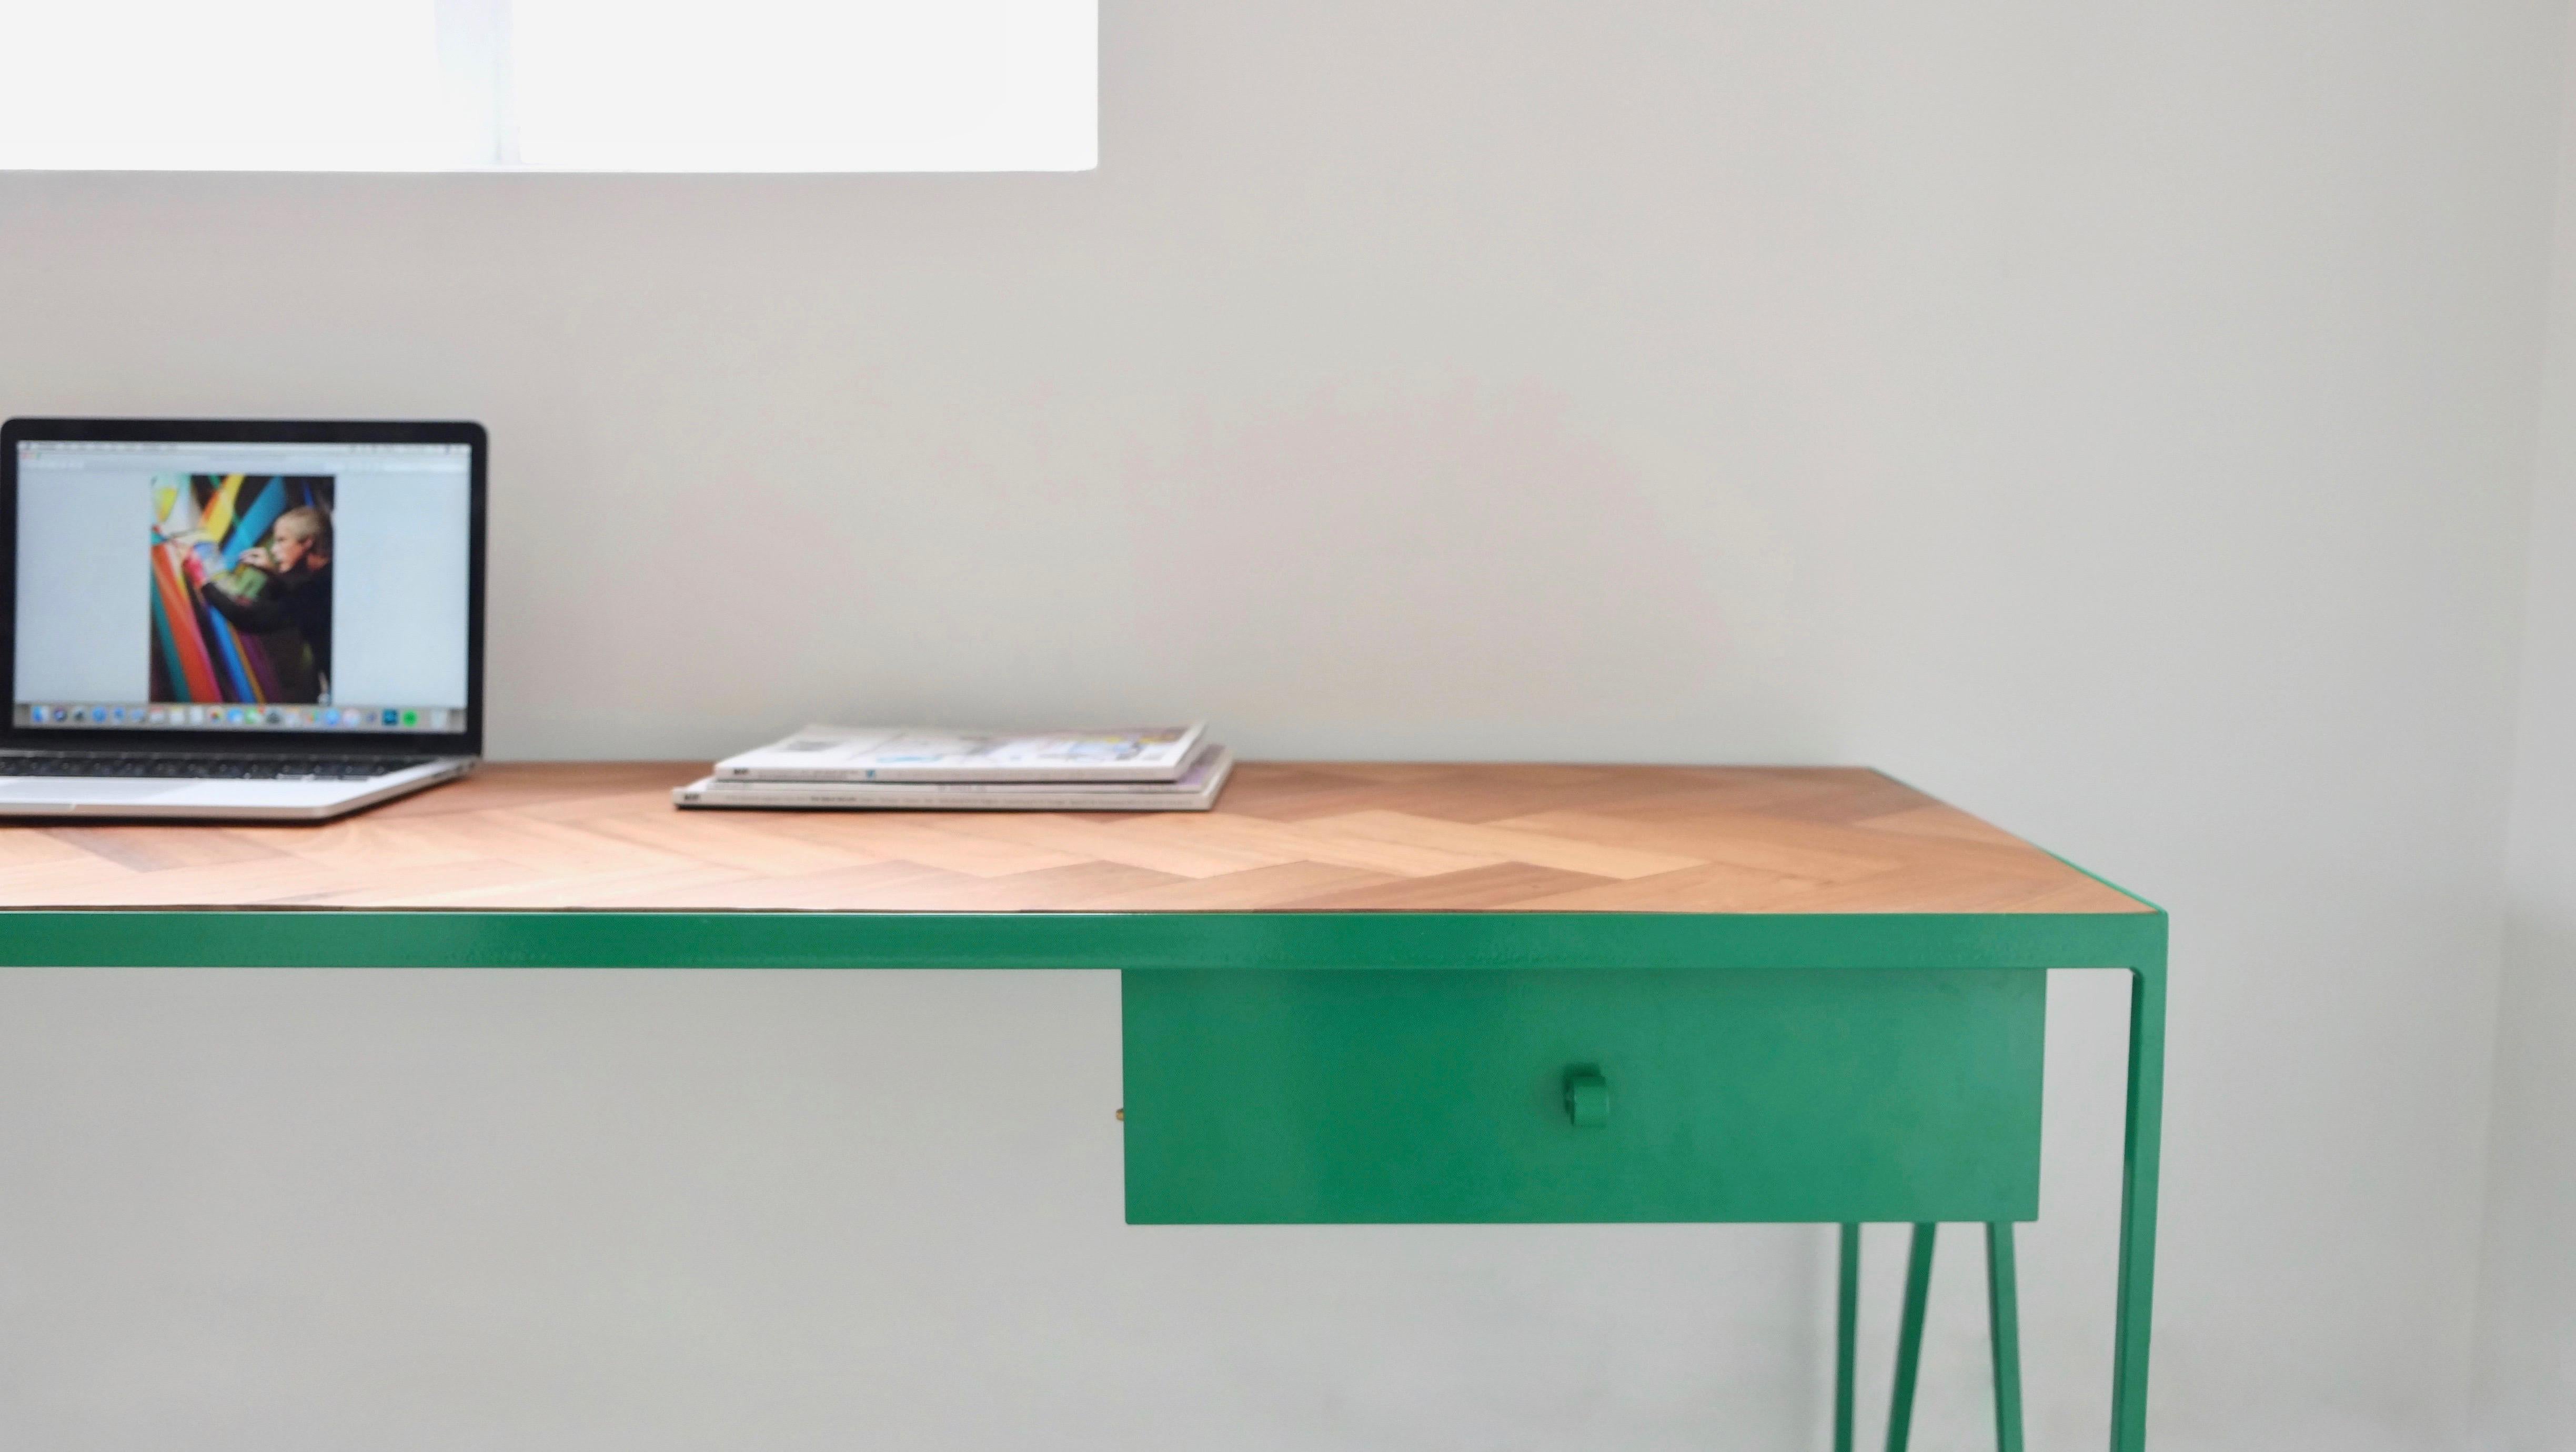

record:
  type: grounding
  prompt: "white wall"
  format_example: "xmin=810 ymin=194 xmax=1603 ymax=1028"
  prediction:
xmin=2476 ymin=7 xmax=2576 ymax=1447
xmin=0 ymin=4 xmax=2563 ymax=1449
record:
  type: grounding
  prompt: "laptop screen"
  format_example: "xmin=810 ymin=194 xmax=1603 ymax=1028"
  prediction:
xmin=11 ymin=436 xmax=472 ymax=738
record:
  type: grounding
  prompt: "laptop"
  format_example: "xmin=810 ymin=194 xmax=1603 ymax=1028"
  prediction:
xmin=0 ymin=418 xmax=487 ymax=821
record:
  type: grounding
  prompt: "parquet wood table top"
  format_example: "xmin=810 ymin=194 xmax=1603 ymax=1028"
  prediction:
xmin=0 ymin=763 xmax=2148 ymax=914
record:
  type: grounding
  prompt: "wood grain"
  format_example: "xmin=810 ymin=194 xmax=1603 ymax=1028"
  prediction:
xmin=0 ymin=763 xmax=2150 ymax=914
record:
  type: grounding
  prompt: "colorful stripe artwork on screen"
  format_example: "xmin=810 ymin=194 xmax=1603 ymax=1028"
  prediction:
xmin=146 ymin=473 xmax=328 ymax=707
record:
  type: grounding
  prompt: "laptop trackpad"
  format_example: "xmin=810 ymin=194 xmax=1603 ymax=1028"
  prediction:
xmin=0 ymin=780 xmax=192 ymax=803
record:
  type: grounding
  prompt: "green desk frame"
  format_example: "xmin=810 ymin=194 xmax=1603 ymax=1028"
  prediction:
xmin=0 ymin=905 xmax=2165 ymax=1451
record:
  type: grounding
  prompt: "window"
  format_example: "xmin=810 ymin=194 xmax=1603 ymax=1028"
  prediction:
xmin=0 ymin=0 xmax=1095 ymax=172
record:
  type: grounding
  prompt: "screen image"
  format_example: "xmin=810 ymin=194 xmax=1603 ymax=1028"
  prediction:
xmin=14 ymin=437 xmax=471 ymax=734
xmin=149 ymin=473 xmax=335 ymax=706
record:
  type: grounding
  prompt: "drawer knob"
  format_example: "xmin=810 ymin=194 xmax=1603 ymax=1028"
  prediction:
xmin=1564 ymin=1066 xmax=1610 ymax=1128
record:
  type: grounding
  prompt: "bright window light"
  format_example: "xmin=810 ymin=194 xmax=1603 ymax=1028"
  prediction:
xmin=0 ymin=3 xmax=457 ymax=170
xmin=0 ymin=0 xmax=1095 ymax=173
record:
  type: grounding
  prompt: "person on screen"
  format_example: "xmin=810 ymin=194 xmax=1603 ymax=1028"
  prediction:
xmin=185 ymin=506 xmax=334 ymax=702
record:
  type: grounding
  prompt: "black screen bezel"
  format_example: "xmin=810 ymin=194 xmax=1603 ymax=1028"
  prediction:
xmin=0 ymin=417 xmax=487 ymax=759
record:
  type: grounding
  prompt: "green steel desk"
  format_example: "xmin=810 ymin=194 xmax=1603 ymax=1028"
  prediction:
xmin=0 ymin=761 xmax=2165 ymax=1451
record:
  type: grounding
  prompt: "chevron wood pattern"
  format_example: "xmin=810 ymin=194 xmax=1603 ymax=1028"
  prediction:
xmin=0 ymin=763 xmax=2149 ymax=914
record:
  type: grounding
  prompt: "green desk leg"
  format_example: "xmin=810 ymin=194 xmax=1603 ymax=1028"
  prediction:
xmin=1886 ymin=1223 xmax=1937 ymax=1452
xmin=1987 ymin=1222 xmax=2025 ymax=1452
xmin=1836 ymin=1223 xmax=1861 ymax=1452
xmin=2112 ymin=953 xmax=2168 ymax=1452
xmin=1839 ymin=1221 xmax=2028 ymax=1452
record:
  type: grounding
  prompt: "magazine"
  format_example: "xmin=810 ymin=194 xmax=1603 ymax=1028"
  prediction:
xmin=678 ymin=747 xmax=1233 ymax=812
xmin=716 ymin=723 xmax=1208 ymax=783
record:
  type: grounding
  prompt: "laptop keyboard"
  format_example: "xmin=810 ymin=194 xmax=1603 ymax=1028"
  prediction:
xmin=0 ymin=754 xmax=432 ymax=781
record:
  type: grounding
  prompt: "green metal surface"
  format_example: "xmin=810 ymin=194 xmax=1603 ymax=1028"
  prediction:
xmin=1836 ymin=1223 xmax=1861 ymax=1452
xmin=1988 ymin=1221 xmax=2026 ymax=1452
xmin=1887 ymin=1223 xmax=1938 ymax=1452
xmin=0 ymin=902 xmax=2166 ymax=1450
xmin=2112 ymin=944 xmax=2167 ymax=1452
xmin=1122 ymin=967 xmax=2044 ymax=1224
xmin=0 ymin=908 xmax=2159 ymax=972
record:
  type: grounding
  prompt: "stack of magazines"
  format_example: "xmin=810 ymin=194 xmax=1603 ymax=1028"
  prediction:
xmin=672 ymin=723 xmax=1232 ymax=812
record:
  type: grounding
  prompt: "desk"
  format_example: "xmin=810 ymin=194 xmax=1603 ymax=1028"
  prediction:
xmin=0 ymin=762 xmax=2163 ymax=1451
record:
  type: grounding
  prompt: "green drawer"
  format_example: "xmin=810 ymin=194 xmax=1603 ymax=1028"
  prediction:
xmin=1122 ymin=967 xmax=2044 ymax=1224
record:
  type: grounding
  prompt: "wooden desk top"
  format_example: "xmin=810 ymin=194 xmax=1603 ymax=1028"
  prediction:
xmin=0 ymin=763 xmax=2148 ymax=915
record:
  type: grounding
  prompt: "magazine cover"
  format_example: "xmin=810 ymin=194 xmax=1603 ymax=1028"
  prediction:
xmin=148 ymin=473 xmax=335 ymax=706
xmin=717 ymin=724 xmax=1209 ymax=782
